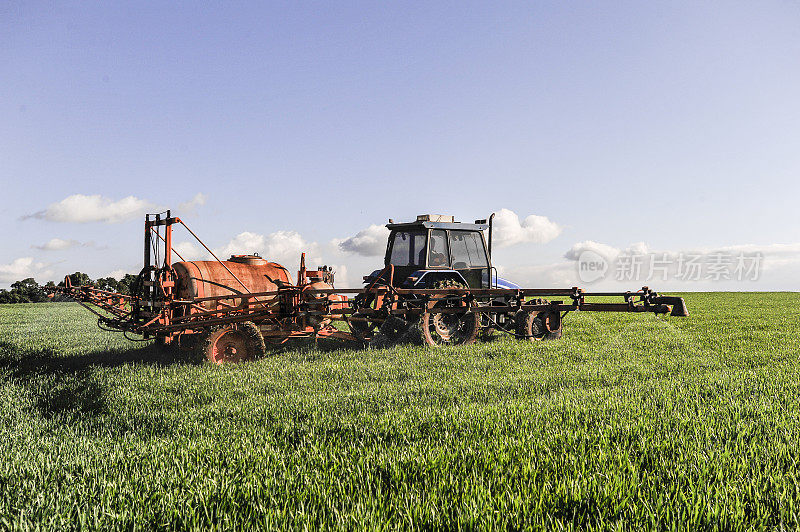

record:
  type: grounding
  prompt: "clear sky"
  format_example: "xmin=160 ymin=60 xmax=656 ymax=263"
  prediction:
xmin=2 ymin=1 xmax=799 ymax=290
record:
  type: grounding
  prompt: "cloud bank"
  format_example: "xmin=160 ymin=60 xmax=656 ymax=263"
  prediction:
xmin=215 ymin=230 xmax=320 ymax=267
xmin=335 ymin=224 xmax=389 ymax=256
xmin=23 ymin=192 xmax=207 ymax=224
xmin=32 ymin=238 xmax=80 ymax=251
xmin=491 ymin=208 xmax=562 ymax=248
xmin=171 ymin=241 xmax=206 ymax=261
xmin=177 ymin=193 xmax=207 ymax=215
xmin=23 ymin=194 xmax=157 ymax=223
xmin=0 ymin=257 xmax=53 ymax=283
xmin=31 ymin=238 xmax=100 ymax=251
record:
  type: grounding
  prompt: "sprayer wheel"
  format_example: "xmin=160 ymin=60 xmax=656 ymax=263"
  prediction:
xmin=199 ymin=321 xmax=266 ymax=364
xmin=515 ymin=308 xmax=563 ymax=341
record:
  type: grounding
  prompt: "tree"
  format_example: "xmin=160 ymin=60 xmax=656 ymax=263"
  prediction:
xmin=0 ymin=289 xmax=24 ymax=304
xmin=58 ymin=272 xmax=93 ymax=288
xmin=0 ymin=270 xmax=139 ymax=303
xmin=96 ymin=277 xmax=122 ymax=293
xmin=0 ymin=278 xmax=47 ymax=303
xmin=118 ymin=273 xmax=140 ymax=295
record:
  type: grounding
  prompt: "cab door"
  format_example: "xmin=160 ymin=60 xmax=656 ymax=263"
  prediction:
xmin=385 ymin=230 xmax=428 ymax=285
xmin=447 ymin=230 xmax=489 ymax=288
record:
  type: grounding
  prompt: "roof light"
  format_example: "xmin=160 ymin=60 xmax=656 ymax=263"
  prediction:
xmin=416 ymin=214 xmax=455 ymax=222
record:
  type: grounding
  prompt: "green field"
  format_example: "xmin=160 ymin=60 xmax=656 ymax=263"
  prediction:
xmin=1 ymin=294 xmax=799 ymax=529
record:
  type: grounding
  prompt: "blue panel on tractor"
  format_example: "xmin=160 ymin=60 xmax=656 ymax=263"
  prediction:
xmin=482 ymin=270 xmax=521 ymax=290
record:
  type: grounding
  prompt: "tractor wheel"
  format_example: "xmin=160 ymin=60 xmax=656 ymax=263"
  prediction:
xmin=515 ymin=308 xmax=563 ymax=341
xmin=406 ymin=280 xmax=479 ymax=346
xmin=198 ymin=321 xmax=266 ymax=364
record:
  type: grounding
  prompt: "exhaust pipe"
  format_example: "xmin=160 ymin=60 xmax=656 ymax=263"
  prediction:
xmin=488 ymin=212 xmax=495 ymax=260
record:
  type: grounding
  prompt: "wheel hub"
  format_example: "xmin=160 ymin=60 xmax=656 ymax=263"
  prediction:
xmin=211 ymin=331 xmax=248 ymax=363
xmin=432 ymin=312 xmax=460 ymax=340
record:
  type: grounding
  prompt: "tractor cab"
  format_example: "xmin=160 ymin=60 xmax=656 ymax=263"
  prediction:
xmin=380 ymin=214 xmax=492 ymax=289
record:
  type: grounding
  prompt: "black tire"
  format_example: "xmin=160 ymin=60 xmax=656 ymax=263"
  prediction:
xmin=239 ymin=321 xmax=267 ymax=355
xmin=515 ymin=309 xmax=563 ymax=341
xmin=196 ymin=321 xmax=266 ymax=363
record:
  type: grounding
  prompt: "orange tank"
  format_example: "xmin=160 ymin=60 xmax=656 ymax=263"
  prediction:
xmin=172 ymin=255 xmax=291 ymax=308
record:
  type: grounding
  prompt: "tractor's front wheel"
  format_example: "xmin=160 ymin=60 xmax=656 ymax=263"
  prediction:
xmin=198 ymin=321 xmax=266 ymax=363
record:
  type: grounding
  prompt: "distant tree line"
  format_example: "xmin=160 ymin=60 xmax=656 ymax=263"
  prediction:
xmin=0 ymin=272 xmax=138 ymax=304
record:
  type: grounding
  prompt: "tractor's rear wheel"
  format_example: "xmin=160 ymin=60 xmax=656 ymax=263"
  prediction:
xmin=407 ymin=280 xmax=479 ymax=346
xmin=515 ymin=308 xmax=563 ymax=341
xmin=199 ymin=321 xmax=266 ymax=363
xmin=418 ymin=308 xmax=480 ymax=346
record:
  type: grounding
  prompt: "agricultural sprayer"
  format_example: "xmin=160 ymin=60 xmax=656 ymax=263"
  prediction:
xmin=49 ymin=211 xmax=689 ymax=363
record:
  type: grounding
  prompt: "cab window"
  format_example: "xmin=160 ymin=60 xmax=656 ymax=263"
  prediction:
xmin=428 ymin=230 xmax=449 ymax=267
xmin=449 ymin=231 xmax=488 ymax=268
xmin=389 ymin=231 xmax=427 ymax=266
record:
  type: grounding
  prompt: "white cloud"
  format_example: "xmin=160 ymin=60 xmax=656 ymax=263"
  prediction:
xmin=177 ymin=193 xmax=207 ymax=215
xmin=497 ymin=261 xmax=577 ymax=287
xmin=492 ymin=208 xmax=562 ymax=248
xmin=172 ymin=241 xmax=207 ymax=261
xmin=215 ymin=230 xmax=320 ymax=267
xmin=32 ymin=238 xmax=80 ymax=251
xmin=0 ymin=257 xmax=53 ymax=283
xmin=31 ymin=238 xmax=102 ymax=251
xmin=563 ymin=241 xmax=656 ymax=262
xmin=334 ymin=224 xmax=389 ymax=256
xmin=24 ymin=194 xmax=157 ymax=223
xmin=104 ymin=269 xmax=130 ymax=280
xmin=563 ymin=240 xmax=621 ymax=261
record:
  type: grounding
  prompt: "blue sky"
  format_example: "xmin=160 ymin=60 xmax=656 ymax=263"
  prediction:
xmin=2 ymin=1 xmax=799 ymax=290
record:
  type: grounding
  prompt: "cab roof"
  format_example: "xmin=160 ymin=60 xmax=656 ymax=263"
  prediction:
xmin=386 ymin=220 xmax=488 ymax=232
